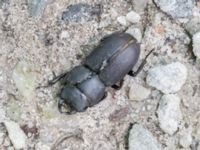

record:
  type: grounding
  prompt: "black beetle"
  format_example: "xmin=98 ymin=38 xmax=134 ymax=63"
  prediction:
xmin=45 ymin=32 xmax=154 ymax=113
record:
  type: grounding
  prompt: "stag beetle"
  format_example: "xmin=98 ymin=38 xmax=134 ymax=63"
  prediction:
xmin=45 ymin=32 xmax=154 ymax=113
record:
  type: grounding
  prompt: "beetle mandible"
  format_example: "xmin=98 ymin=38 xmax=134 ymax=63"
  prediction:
xmin=46 ymin=32 xmax=154 ymax=114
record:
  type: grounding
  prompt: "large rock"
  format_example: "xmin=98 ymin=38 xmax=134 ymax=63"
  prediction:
xmin=146 ymin=62 xmax=187 ymax=94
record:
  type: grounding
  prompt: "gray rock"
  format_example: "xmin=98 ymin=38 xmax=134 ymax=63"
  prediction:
xmin=27 ymin=0 xmax=48 ymax=18
xmin=157 ymin=94 xmax=182 ymax=135
xmin=4 ymin=121 xmax=26 ymax=149
xmin=129 ymin=83 xmax=151 ymax=101
xmin=146 ymin=62 xmax=187 ymax=94
xmin=0 ymin=0 xmax=9 ymax=9
xmin=133 ymin=0 xmax=148 ymax=12
xmin=129 ymin=124 xmax=161 ymax=150
xmin=62 ymin=3 xmax=101 ymax=22
xmin=193 ymin=32 xmax=200 ymax=59
xmin=185 ymin=17 xmax=200 ymax=35
xmin=154 ymin=0 xmax=194 ymax=18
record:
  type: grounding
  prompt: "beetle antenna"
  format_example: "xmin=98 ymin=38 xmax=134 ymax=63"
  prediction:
xmin=36 ymin=72 xmax=68 ymax=89
xmin=128 ymin=48 xmax=155 ymax=77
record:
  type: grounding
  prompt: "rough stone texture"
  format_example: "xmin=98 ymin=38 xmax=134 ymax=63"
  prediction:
xmin=126 ymin=11 xmax=141 ymax=23
xmin=157 ymin=94 xmax=182 ymax=135
xmin=117 ymin=16 xmax=127 ymax=26
xmin=0 ymin=0 xmax=200 ymax=149
xmin=179 ymin=126 xmax=192 ymax=148
xmin=154 ymin=0 xmax=194 ymax=18
xmin=146 ymin=62 xmax=187 ymax=94
xmin=129 ymin=124 xmax=161 ymax=150
xmin=27 ymin=0 xmax=49 ymax=18
xmin=126 ymin=27 xmax=142 ymax=42
xmin=12 ymin=61 xmax=37 ymax=99
xmin=129 ymin=83 xmax=151 ymax=101
xmin=62 ymin=3 xmax=101 ymax=23
xmin=4 ymin=121 xmax=27 ymax=149
xmin=193 ymin=32 xmax=200 ymax=59
xmin=185 ymin=17 xmax=200 ymax=35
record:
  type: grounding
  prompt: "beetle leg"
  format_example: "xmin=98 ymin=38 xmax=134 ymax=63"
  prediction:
xmin=111 ymin=79 xmax=124 ymax=90
xmin=102 ymin=92 xmax=108 ymax=99
xmin=48 ymin=71 xmax=68 ymax=85
xmin=58 ymin=99 xmax=75 ymax=115
xmin=128 ymin=48 xmax=155 ymax=77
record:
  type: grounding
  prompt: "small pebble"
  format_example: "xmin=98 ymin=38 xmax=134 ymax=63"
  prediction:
xmin=193 ymin=32 xmax=200 ymax=59
xmin=185 ymin=17 xmax=200 ymax=35
xmin=126 ymin=27 xmax=142 ymax=42
xmin=117 ymin=16 xmax=127 ymax=26
xmin=12 ymin=61 xmax=37 ymax=99
xmin=62 ymin=3 xmax=101 ymax=22
xmin=4 ymin=121 xmax=26 ymax=149
xmin=129 ymin=124 xmax=161 ymax=150
xmin=27 ymin=0 xmax=48 ymax=18
xmin=179 ymin=126 xmax=192 ymax=148
xmin=146 ymin=62 xmax=187 ymax=94
xmin=60 ymin=30 xmax=70 ymax=40
xmin=157 ymin=94 xmax=182 ymax=135
xmin=129 ymin=83 xmax=151 ymax=101
xmin=154 ymin=0 xmax=194 ymax=18
xmin=126 ymin=11 xmax=141 ymax=23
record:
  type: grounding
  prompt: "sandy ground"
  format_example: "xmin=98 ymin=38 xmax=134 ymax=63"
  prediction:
xmin=0 ymin=0 xmax=200 ymax=150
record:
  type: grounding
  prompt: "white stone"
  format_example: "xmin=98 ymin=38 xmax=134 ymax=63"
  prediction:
xmin=60 ymin=30 xmax=70 ymax=39
xmin=117 ymin=16 xmax=127 ymax=26
xmin=126 ymin=27 xmax=142 ymax=42
xmin=193 ymin=32 xmax=200 ymax=59
xmin=129 ymin=124 xmax=161 ymax=150
xmin=157 ymin=94 xmax=182 ymax=135
xmin=146 ymin=62 xmax=187 ymax=94
xmin=4 ymin=121 xmax=26 ymax=149
xmin=126 ymin=11 xmax=141 ymax=23
xmin=12 ymin=61 xmax=37 ymax=99
xmin=129 ymin=83 xmax=151 ymax=101
xmin=179 ymin=127 xmax=193 ymax=148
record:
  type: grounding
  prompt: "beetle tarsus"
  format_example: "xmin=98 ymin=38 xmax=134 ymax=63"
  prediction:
xmin=128 ymin=49 xmax=155 ymax=77
xmin=111 ymin=80 xmax=124 ymax=90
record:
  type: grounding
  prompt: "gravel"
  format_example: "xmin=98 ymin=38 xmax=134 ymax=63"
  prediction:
xmin=128 ymin=83 xmax=151 ymax=101
xmin=0 ymin=0 xmax=200 ymax=149
xmin=3 ymin=121 xmax=27 ymax=149
xmin=117 ymin=16 xmax=127 ymax=26
xmin=157 ymin=94 xmax=182 ymax=135
xmin=27 ymin=0 xmax=49 ymax=18
xmin=154 ymin=0 xmax=194 ymax=18
xmin=62 ymin=3 xmax=101 ymax=23
xmin=128 ymin=124 xmax=161 ymax=150
xmin=126 ymin=11 xmax=141 ymax=24
xmin=193 ymin=32 xmax=200 ymax=59
xmin=146 ymin=62 xmax=187 ymax=94
xmin=126 ymin=27 xmax=142 ymax=42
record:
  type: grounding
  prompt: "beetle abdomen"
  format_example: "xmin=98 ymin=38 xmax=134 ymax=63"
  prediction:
xmin=85 ymin=33 xmax=137 ymax=72
xmin=99 ymin=40 xmax=140 ymax=86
